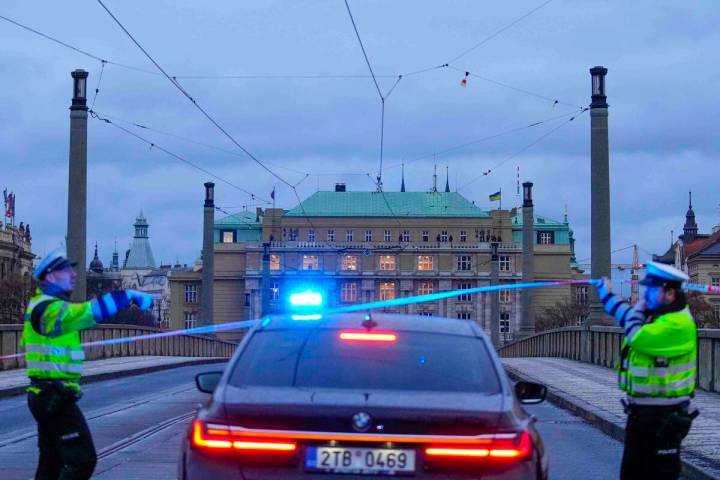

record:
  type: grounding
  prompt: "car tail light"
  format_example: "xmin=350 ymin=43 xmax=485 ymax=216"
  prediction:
xmin=192 ymin=420 xmax=297 ymax=452
xmin=339 ymin=331 xmax=397 ymax=342
xmin=425 ymin=431 xmax=532 ymax=461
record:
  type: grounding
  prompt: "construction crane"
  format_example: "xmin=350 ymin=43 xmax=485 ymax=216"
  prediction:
xmin=577 ymin=244 xmax=644 ymax=304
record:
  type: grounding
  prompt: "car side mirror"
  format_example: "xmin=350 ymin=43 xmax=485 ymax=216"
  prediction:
xmin=195 ymin=371 xmax=223 ymax=394
xmin=515 ymin=381 xmax=547 ymax=404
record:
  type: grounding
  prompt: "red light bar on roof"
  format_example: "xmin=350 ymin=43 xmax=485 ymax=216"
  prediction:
xmin=339 ymin=331 xmax=397 ymax=342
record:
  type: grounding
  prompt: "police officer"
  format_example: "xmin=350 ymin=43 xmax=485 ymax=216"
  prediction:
xmin=594 ymin=261 xmax=698 ymax=480
xmin=22 ymin=249 xmax=154 ymax=480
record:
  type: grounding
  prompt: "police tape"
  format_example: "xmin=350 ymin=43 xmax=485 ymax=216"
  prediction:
xmin=2 ymin=278 xmax=718 ymax=362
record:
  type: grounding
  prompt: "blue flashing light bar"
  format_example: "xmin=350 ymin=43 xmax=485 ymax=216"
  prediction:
xmin=289 ymin=289 xmax=324 ymax=308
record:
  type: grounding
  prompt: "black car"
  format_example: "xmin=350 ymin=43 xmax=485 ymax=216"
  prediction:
xmin=179 ymin=313 xmax=549 ymax=479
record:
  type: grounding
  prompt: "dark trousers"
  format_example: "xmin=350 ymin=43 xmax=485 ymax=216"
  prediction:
xmin=621 ymin=405 xmax=690 ymax=480
xmin=27 ymin=387 xmax=97 ymax=480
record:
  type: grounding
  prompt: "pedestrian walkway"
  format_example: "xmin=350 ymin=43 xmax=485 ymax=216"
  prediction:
xmin=503 ymin=357 xmax=720 ymax=480
xmin=0 ymin=356 xmax=224 ymax=398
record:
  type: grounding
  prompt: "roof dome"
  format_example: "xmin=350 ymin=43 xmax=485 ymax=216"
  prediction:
xmin=89 ymin=243 xmax=104 ymax=273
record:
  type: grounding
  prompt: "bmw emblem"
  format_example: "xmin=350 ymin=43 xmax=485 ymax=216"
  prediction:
xmin=352 ymin=412 xmax=372 ymax=432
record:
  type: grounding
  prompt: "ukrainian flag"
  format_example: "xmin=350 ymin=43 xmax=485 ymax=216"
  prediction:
xmin=489 ymin=190 xmax=501 ymax=202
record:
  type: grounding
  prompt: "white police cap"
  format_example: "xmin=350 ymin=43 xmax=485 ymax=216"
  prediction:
xmin=640 ymin=261 xmax=689 ymax=287
xmin=33 ymin=248 xmax=77 ymax=279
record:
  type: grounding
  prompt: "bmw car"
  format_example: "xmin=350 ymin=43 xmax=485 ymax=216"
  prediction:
xmin=179 ymin=313 xmax=549 ymax=479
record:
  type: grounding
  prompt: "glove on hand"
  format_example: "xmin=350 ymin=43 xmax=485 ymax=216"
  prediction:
xmin=126 ymin=290 xmax=154 ymax=311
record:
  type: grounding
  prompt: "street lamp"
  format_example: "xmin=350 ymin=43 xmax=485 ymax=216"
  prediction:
xmin=522 ymin=182 xmax=534 ymax=207
xmin=71 ymin=69 xmax=88 ymax=107
xmin=590 ymin=66 xmax=608 ymax=109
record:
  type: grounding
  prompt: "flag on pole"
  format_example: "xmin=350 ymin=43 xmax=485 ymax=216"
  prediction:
xmin=270 ymin=188 xmax=275 ymax=201
xmin=489 ymin=190 xmax=501 ymax=202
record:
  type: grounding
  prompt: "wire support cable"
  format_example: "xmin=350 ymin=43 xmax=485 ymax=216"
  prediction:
xmin=458 ymin=108 xmax=588 ymax=190
xmin=89 ymin=110 xmax=270 ymax=203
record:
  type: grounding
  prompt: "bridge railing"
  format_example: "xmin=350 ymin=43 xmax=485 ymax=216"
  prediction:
xmin=0 ymin=324 xmax=237 ymax=371
xmin=498 ymin=326 xmax=720 ymax=394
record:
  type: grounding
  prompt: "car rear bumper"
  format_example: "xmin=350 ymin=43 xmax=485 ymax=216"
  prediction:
xmin=182 ymin=442 xmax=539 ymax=480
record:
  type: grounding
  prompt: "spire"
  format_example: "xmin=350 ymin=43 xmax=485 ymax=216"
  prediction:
xmin=431 ymin=160 xmax=438 ymax=193
xmin=111 ymin=239 xmax=119 ymax=271
xmin=400 ymin=163 xmax=406 ymax=192
xmin=89 ymin=241 xmax=104 ymax=273
xmin=444 ymin=166 xmax=450 ymax=192
xmin=683 ymin=189 xmax=698 ymax=243
xmin=564 ymin=204 xmax=568 ymax=224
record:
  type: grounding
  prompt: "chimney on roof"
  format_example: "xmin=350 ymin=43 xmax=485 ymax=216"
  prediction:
xmin=335 ymin=183 xmax=346 ymax=192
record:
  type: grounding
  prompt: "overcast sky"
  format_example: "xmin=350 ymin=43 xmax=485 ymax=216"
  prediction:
xmin=2 ymin=0 xmax=719 ymax=287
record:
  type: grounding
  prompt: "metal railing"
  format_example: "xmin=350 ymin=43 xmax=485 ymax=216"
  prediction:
xmin=498 ymin=326 xmax=720 ymax=394
xmin=0 ymin=324 xmax=237 ymax=371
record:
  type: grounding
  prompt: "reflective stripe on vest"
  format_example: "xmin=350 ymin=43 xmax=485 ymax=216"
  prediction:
xmin=631 ymin=377 xmax=695 ymax=395
xmin=24 ymin=344 xmax=86 ymax=361
xmin=25 ymin=361 xmax=83 ymax=375
xmin=629 ymin=360 xmax=696 ymax=377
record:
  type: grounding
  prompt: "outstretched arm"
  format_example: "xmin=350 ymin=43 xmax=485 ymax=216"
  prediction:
xmin=594 ymin=278 xmax=647 ymax=342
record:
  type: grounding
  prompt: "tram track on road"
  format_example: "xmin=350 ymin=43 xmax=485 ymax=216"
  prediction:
xmin=0 ymin=384 xmax=197 ymax=450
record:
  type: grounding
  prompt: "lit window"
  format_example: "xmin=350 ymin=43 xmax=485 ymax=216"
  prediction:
xmin=500 ymin=290 xmax=512 ymax=303
xmin=184 ymin=284 xmax=197 ymax=303
xmin=460 ymin=230 xmax=467 ymax=243
xmin=327 ymin=230 xmax=335 ymax=242
xmin=417 ymin=281 xmax=434 ymax=295
xmin=303 ymin=255 xmax=319 ymax=270
xmin=384 ymin=230 xmax=392 ymax=242
xmin=270 ymin=282 xmax=280 ymax=301
xmin=457 ymin=311 xmax=472 ymax=320
xmin=576 ymin=285 xmax=589 ymax=305
xmin=308 ymin=229 xmax=315 ymax=242
xmin=499 ymin=255 xmax=511 ymax=272
xmin=401 ymin=230 xmax=411 ymax=242
xmin=221 ymin=230 xmax=235 ymax=243
xmin=440 ymin=230 xmax=449 ymax=242
xmin=422 ymin=231 xmax=429 ymax=242
xmin=269 ymin=254 xmax=281 ymax=271
xmin=341 ymin=255 xmax=358 ymax=271
xmin=417 ymin=255 xmax=434 ymax=271
xmin=457 ymin=255 xmax=472 ymax=271
xmin=184 ymin=311 xmax=197 ymax=330
xmin=379 ymin=255 xmax=396 ymax=271
xmin=346 ymin=230 xmax=353 ymax=242
xmin=538 ymin=231 xmax=554 ymax=245
xmin=500 ymin=312 xmax=511 ymax=332
xmin=457 ymin=282 xmax=472 ymax=302
xmin=341 ymin=282 xmax=358 ymax=303
xmin=379 ymin=282 xmax=396 ymax=301
xmin=365 ymin=230 xmax=372 ymax=242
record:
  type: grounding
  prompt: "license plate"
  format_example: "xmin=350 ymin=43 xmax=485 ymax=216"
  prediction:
xmin=306 ymin=446 xmax=416 ymax=475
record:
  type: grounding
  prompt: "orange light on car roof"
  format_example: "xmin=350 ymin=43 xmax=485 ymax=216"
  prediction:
xmin=339 ymin=331 xmax=397 ymax=342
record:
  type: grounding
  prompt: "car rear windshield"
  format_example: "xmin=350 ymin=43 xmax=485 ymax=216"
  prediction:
xmin=228 ymin=329 xmax=500 ymax=393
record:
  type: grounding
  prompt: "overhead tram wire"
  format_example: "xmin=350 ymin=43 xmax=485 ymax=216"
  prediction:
xmin=458 ymin=108 xmax=588 ymax=190
xmin=386 ymin=107 xmax=586 ymax=171
xmin=0 ymin=13 xmax=580 ymax=110
xmin=95 ymin=0 xmax=317 ymax=231
xmin=89 ymin=110 xmax=270 ymax=203
xmin=90 ymin=110 xmax=310 ymax=179
xmin=0 ymin=14 xmax=157 ymax=75
xmin=446 ymin=0 xmax=556 ymax=64
xmin=90 ymin=60 xmax=106 ymax=110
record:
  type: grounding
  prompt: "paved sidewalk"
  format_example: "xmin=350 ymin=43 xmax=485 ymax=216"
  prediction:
xmin=0 ymin=356 xmax=225 ymax=398
xmin=503 ymin=357 xmax=720 ymax=480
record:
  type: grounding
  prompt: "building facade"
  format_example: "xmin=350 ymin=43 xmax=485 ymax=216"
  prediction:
xmin=0 ymin=222 xmax=35 ymax=323
xmin=655 ymin=193 xmax=720 ymax=321
xmin=170 ymin=188 xmax=584 ymax=342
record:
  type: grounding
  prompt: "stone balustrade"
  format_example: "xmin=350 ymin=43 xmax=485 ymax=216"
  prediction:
xmin=0 ymin=324 xmax=237 ymax=371
xmin=498 ymin=326 xmax=720 ymax=394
